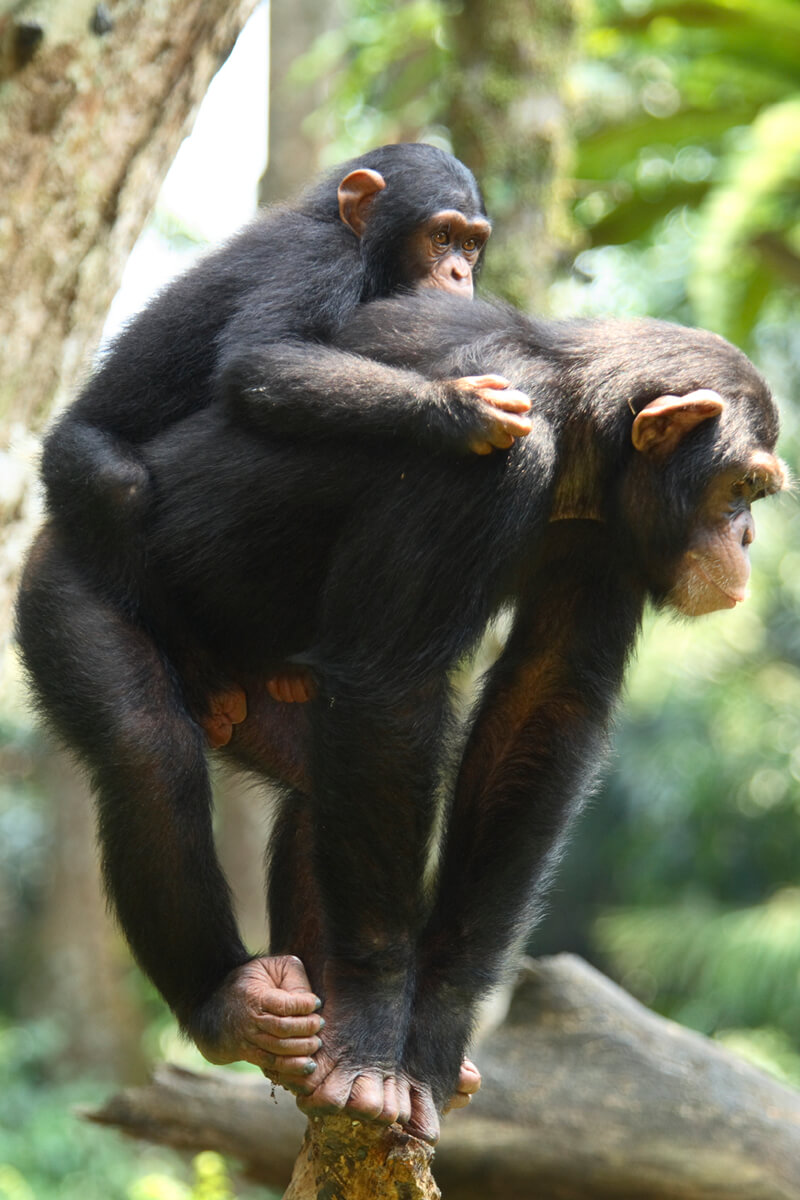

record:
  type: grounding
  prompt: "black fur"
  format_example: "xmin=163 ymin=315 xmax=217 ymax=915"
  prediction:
xmin=16 ymin=292 xmax=780 ymax=1131
xmin=40 ymin=144 xmax=488 ymax=542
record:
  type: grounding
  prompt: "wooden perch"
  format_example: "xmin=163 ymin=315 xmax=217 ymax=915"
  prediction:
xmin=85 ymin=954 xmax=800 ymax=1199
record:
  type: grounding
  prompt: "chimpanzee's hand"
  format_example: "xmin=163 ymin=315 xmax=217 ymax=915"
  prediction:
xmin=192 ymin=955 xmax=323 ymax=1094
xmin=451 ymin=374 xmax=532 ymax=454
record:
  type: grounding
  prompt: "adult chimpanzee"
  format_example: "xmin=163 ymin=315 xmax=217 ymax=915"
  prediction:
xmin=16 ymin=293 xmax=786 ymax=1144
xmin=40 ymin=141 xmax=530 ymax=725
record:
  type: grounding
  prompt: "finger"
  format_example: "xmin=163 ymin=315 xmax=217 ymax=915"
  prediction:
xmin=501 ymin=413 xmax=533 ymax=434
xmin=487 ymin=416 xmax=532 ymax=445
xmin=274 ymin=955 xmax=316 ymax=994
xmin=464 ymin=373 xmax=510 ymax=389
xmin=253 ymin=1012 xmax=324 ymax=1038
xmin=259 ymin=1050 xmax=319 ymax=1075
xmin=254 ymin=1033 xmax=323 ymax=1057
xmin=267 ymin=679 xmax=282 ymax=701
xmin=257 ymin=988 xmax=321 ymax=1017
xmin=481 ymin=388 xmax=531 ymax=413
xmin=290 ymin=677 xmax=309 ymax=703
xmin=469 ymin=440 xmax=495 ymax=456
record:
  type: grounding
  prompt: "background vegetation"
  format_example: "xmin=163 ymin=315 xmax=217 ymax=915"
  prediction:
xmin=1 ymin=0 xmax=798 ymax=1194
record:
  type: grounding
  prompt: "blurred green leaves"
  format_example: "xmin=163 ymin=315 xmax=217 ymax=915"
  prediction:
xmin=572 ymin=0 xmax=800 ymax=342
xmin=595 ymin=889 xmax=800 ymax=1081
xmin=289 ymin=0 xmax=453 ymax=161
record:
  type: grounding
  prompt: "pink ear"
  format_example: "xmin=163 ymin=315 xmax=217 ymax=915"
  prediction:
xmin=337 ymin=169 xmax=387 ymax=237
xmin=632 ymin=389 xmax=725 ymax=458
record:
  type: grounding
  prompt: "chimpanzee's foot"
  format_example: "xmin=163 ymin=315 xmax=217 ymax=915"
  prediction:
xmin=201 ymin=686 xmax=248 ymax=748
xmin=192 ymin=955 xmax=323 ymax=1094
xmin=293 ymin=967 xmax=440 ymax=1142
xmin=297 ymin=1047 xmax=441 ymax=1143
xmin=266 ymin=665 xmax=317 ymax=704
xmin=444 ymin=1056 xmax=481 ymax=1112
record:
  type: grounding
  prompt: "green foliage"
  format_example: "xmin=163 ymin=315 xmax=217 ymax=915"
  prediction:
xmin=689 ymin=97 xmax=800 ymax=341
xmin=595 ymin=890 xmax=800 ymax=1054
xmin=290 ymin=0 xmax=453 ymax=161
xmin=128 ymin=1152 xmax=240 ymax=1200
xmin=571 ymin=0 xmax=800 ymax=341
xmin=0 ymin=1021 xmax=277 ymax=1200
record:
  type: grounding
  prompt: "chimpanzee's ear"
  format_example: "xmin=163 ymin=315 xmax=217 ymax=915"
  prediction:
xmin=632 ymin=389 xmax=725 ymax=458
xmin=338 ymin=169 xmax=387 ymax=237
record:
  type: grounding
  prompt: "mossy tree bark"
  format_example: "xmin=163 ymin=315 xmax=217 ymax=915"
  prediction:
xmin=445 ymin=0 xmax=579 ymax=311
xmin=0 ymin=0 xmax=259 ymax=629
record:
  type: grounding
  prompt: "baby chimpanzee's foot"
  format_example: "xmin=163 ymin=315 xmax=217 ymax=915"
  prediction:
xmin=266 ymin=666 xmax=317 ymax=704
xmin=192 ymin=955 xmax=323 ymax=1094
xmin=201 ymin=686 xmax=248 ymax=748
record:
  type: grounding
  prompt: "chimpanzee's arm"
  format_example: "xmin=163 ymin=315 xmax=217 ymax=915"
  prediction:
xmin=403 ymin=521 xmax=646 ymax=1102
xmin=216 ymin=334 xmax=529 ymax=456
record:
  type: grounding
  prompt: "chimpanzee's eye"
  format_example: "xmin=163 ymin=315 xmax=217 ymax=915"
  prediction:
xmin=463 ymin=237 xmax=478 ymax=252
xmin=433 ymin=228 xmax=450 ymax=246
xmin=733 ymin=473 xmax=768 ymax=503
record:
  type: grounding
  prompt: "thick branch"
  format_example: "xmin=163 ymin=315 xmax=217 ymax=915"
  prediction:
xmin=86 ymin=955 xmax=800 ymax=1199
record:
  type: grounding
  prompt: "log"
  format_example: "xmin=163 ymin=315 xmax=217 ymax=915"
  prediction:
xmin=85 ymin=955 xmax=800 ymax=1199
xmin=283 ymin=1116 xmax=439 ymax=1199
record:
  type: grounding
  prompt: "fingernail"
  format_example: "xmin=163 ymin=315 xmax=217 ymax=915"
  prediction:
xmin=314 ymin=997 xmax=322 ymax=1010
xmin=318 ymin=1017 xmax=325 ymax=1029
xmin=304 ymin=1061 xmax=317 ymax=1075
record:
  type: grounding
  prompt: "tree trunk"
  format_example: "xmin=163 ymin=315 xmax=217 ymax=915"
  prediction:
xmin=0 ymin=0 xmax=260 ymax=631
xmin=86 ymin=955 xmax=800 ymax=1199
xmin=259 ymin=0 xmax=341 ymax=206
xmin=214 ymin=766 xmax=272 ymax=953
xmin=284 ymin=1116 xmax=439 ymax=1200
xmin=30 ymin=745 xmax=147 ymax=1078
xmin=445 ymin=0 xmax=579 ymax=311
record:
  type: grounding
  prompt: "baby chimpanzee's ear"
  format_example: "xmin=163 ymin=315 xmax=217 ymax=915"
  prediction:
xmin=337 ymin=169 xmax=387 ymax=238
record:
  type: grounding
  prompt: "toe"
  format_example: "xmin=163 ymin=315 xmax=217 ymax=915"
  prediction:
xmin=404 ymin=1085 xmax=440 ymax=1145
xmin=346 ymin=1072 xmax=385 ymax=1121
xmin=376 ymin=1076 xmax=401 ymax=1125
